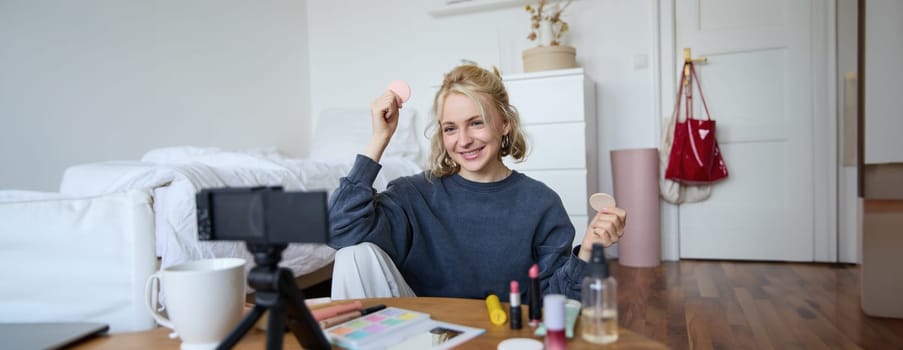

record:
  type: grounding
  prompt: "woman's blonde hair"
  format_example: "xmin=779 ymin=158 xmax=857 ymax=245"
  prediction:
xmin=427 ymin=64 xmax=527 ymax=178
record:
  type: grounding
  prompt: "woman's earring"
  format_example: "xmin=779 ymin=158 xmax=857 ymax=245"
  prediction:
xmin=501 ymin=134 xmax=511 ymax=151
xmin=442 ymin=153 xmax=458 ymax=168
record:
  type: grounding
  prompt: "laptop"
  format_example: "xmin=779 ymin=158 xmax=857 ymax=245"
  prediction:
xmin=0 ymin=322 xmax=109 ymax=350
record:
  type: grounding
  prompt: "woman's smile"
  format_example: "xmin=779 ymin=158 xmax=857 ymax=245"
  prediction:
xmin=458 ymin=147 xmax=484 ymax=161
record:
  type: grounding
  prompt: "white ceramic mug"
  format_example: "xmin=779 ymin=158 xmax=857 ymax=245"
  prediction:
xmin=145 ymin=258 xmax=246 ymax=350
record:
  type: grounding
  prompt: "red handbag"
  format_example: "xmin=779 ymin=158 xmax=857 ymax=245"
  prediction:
xmin=665 ymin=62 xmax=728 ymax=184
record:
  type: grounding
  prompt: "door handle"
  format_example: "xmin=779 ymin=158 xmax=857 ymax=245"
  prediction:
xmin=683 ymin=48 xmax=708 ymax=85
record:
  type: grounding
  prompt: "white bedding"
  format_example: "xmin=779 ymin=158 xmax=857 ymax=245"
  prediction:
xmin=59 ymin=146 xmax=423 ymax=279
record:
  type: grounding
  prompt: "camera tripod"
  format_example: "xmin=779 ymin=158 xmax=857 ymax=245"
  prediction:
xmin=216 ymin=243 xmax=331 ymax=350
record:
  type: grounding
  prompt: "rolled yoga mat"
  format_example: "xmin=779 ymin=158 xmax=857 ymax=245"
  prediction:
xmin=610 ymin=148 xmax=661 ymax=267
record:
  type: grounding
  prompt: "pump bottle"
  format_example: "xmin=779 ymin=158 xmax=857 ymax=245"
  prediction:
xmin=580 ymin=243 xmax=618 ymax=344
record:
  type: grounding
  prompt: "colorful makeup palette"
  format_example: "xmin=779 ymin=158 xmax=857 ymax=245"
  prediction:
xmin=325 ymin=307 xmax=430 ymax=349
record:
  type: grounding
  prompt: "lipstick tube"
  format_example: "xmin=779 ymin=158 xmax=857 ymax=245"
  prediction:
xmin=528 ymin=264 xmax=542 ymax=327
xmin=510 ymin=280 xmax=522 ymax=329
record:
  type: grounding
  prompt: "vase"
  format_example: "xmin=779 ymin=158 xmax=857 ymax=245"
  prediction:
xmin=522 ymin=45 xmax=577 ymax=73
xmin=611 ymin=148 xmax=662 ymax=267
xmin=538 ymin=19 xmax=553 ymax=46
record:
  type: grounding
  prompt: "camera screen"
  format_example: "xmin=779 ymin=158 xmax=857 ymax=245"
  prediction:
xmin=212 ymin=191 xmax=266 ymax=240
xmin=198 ymin=187 xmax=329 ymax=245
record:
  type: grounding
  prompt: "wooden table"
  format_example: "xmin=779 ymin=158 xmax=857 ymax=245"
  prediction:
xmin=75 ymin=297 xmax=668 ymax=349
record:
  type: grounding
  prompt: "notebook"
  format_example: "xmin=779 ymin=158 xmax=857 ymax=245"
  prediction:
xmin=0 ymin=322 xmax=109 ymax=350
xmin=324 ymin=307 xmax=483 ymax=350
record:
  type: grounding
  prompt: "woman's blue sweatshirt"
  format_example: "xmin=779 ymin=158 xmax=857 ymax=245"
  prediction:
xmin=328 ymin=155 xmax=587 ymax=301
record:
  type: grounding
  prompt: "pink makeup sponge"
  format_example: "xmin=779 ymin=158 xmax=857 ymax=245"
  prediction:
xmin=387 ymin=80 xmax=411 ymax=103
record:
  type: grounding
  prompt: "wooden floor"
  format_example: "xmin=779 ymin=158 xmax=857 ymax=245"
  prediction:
xmin=611 ymin=260 xmax=903 ymax=350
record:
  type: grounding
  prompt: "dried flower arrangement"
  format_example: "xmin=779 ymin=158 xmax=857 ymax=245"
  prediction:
xmin=525 ymin=0 xmax=572 ymax=46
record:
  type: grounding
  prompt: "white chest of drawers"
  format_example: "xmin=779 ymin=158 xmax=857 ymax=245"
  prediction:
xmin=503 ymin=68 xmax=598 ymax=246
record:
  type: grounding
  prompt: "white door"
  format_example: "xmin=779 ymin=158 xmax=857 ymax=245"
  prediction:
xmin=674 ymin=0 xmax=825 ymax=261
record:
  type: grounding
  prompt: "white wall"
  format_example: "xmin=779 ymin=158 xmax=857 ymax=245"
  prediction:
xmin=0 ymin=0 xmax=312 ymax=191
xmin=306 ymin=0 xmax=659 ymax=204
xmin=864 ymin=0 xmax=903 ymax=164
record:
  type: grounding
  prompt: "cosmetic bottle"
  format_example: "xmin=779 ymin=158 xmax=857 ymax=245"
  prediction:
xmin=580 ymin=243 xmax=618 ymax=344
xmin=543 ymin=294 xmax=567 ymax=350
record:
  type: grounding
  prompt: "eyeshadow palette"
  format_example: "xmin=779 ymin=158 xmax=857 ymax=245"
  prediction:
xmin=324 ymin=307 xmax=485 ymax=350
xmin=325 ymin=307 xmax=431 ymax=349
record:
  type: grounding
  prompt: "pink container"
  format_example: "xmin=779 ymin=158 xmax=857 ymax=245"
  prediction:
xmin=610 ymin=148 xmax=661 ymax=267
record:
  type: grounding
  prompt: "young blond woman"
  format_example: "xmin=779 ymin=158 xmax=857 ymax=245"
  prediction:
xmin=328 ymin=64 xmax=626 ymax=301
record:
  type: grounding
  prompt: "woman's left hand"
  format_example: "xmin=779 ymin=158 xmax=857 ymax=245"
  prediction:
xmin=578 ymin=207 xmax=627 ymax=261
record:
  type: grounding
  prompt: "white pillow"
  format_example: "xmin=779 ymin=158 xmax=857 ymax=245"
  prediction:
xmin=310 ymin=108 xmax=421 ymax=162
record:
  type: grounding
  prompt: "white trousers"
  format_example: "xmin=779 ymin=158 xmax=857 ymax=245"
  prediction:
xmin=330 ymin=242 xmax=416 ymax=300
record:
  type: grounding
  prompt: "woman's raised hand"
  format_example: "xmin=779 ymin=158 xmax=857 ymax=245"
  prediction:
xmin=578 ymin=207 xmax=627 ymax=261
xmin=364 ymin=90 xmax=404 ymax=162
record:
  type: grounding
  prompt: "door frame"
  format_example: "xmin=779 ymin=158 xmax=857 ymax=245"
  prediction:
xmin=653 ymin=0 xmax=839 ymax=262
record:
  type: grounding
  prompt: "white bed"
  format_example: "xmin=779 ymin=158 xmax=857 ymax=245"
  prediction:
xmin=59 ymin=108 xmax=424 ymax=284
xmin=0 ymin=108 xmax=423 ymax=332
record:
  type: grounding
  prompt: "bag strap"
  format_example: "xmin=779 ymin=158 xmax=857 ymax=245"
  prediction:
xmin=689 ymin=63 xmax=712 ymax=120
xmin=684 ymin=62 xmax=705 ymax=167
xmin=668 ymin=62 xmax=706 ymax=167
xmin=670 ymin=62 xmax=711 ymax=168
xmin=671 ymin=62 xmax=688 ymax=122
